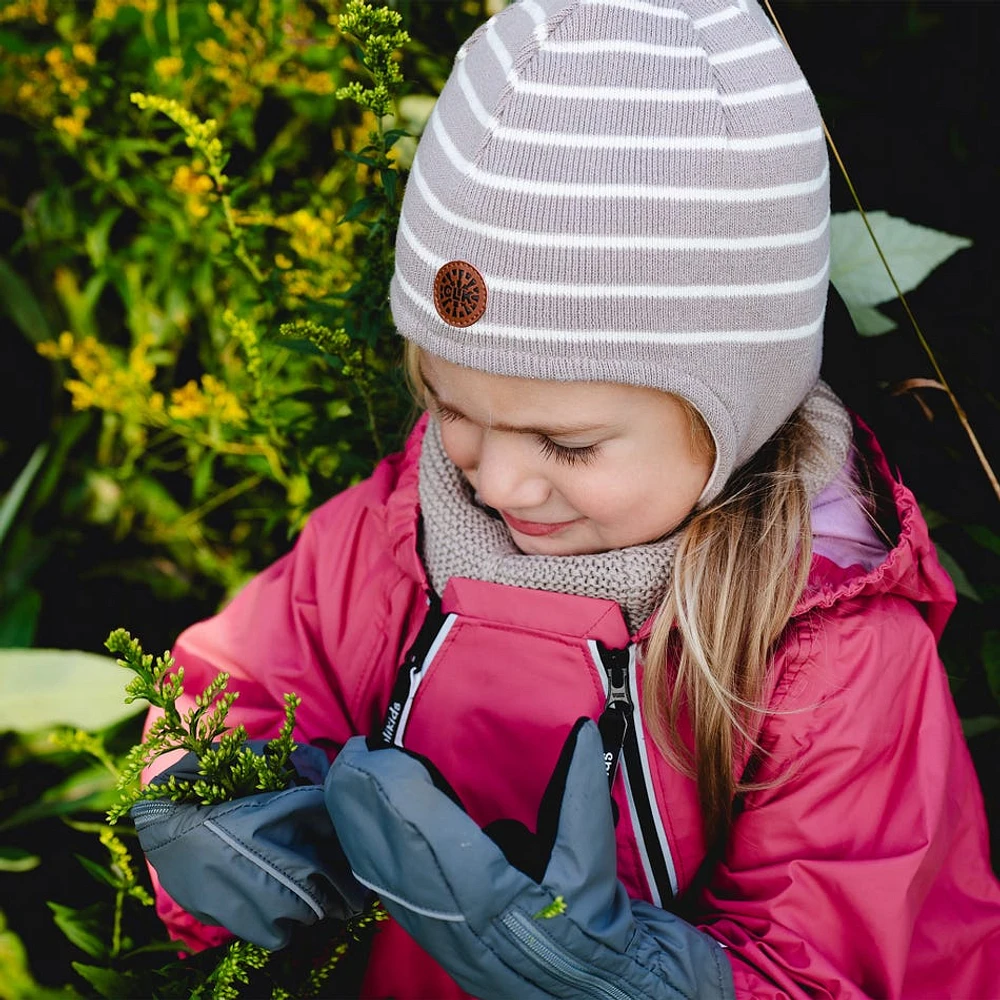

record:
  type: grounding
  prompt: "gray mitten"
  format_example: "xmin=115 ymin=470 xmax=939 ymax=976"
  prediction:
xmin=132 ymin=745 xmax=368 ymax=950
xmin=325 ymin=720 xmax=735 ymax=1000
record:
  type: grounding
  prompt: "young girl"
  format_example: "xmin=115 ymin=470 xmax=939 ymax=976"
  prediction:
xmin=132 ymin=0 xmax=1000 ymax=996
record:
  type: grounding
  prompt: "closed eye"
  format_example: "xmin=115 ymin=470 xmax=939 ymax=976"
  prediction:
xmin=433 ymin=402 xmax=465 ymax=424
xmin=537 ymin=436 xmax=599 ymax=467
xmin=433 ymin=399 xmax=599 ymax=465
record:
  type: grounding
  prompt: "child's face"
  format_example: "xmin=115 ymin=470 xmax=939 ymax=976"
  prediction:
xmin=419 ymin=353 xmax=715 ymax=556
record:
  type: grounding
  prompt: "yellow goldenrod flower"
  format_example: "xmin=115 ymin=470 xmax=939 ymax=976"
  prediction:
xmin=222 ymin=310 xmax=262 ymax=384
xmin=128 ymin=335 xmax=157 ymax=385
xmin=0 ymin=0 xmax=48 ymax=24
xmin=169 ymin=380 xmax=209 ymax=420
xmin=201 ymin=374 xmax=247 ymax=425
xmin=52 ymin=105 xmax=90 ymax=139
xmin=153 ymin=55 xmax=184 ymax=81
xmin=72 ymin=43 xmax=96 ymax=66
xmin=93 ymin=0 xmax=157 ymax=19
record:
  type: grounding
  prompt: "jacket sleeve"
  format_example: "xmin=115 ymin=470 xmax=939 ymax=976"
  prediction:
xmin=694 ymin=594 xmax=998 ymax=999
xmin=141 ymin=451 xmax=424 ymax=951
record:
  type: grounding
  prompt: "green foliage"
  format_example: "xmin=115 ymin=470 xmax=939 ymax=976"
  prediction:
xmin=533 ymin=896 xmax=567 ymax=920
xmin=0 ymin=648 xmax=145 ymax=731
xmin=829 ymin=210 xmax=972 ymax=336
xmin=25 ymin=627 xmax=387 ymax=998
xmin=2 ymin=0 xmax=430 ymax=609
xmin=103 ymin=628 xmax=300 ymax=820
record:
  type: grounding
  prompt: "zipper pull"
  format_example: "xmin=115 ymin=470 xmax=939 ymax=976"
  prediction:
xmin=596 ymin=645 xmax=633 ymax=790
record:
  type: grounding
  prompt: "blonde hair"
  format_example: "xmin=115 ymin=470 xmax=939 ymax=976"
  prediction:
xmin=643 ymin=409 xmax=817 ymax=846
xmin=404 ymin=340 xmax=815 ymax=846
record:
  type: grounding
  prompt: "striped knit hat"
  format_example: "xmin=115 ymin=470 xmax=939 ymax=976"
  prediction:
xmin=390 ymin=0 xmax=830 ymax=500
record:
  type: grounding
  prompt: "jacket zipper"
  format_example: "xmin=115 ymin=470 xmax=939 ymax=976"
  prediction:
xmin=380 ymin=592 xmax=451 ymax=747
xmin=499 ymin=909 xmax=634 ymax=1000
xmin=597 ymin=645 xmax=631 ymax=789
xmin=593 ymin=641 xmax=678 ymax=906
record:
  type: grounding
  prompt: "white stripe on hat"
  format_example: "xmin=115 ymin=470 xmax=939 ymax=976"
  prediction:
xmin=400 ymin=216 xmax=830 ymax=301
xmin=431 ymin=112 xmax=829 ymax=201
xmin=708 ymin=37 xmax=782 ymax=65
xmin=485 ymin=20 xmax=514 ymax=74
xmin=541 ymin=39 xmax=710 ymax=56
xmin=395 ymin=271 xmax=826 ymax=345
xmin=692 ymin=7 xmax=741 ymax=29
xmin=540 ymin=37 xmax=783 ymax=64
xmin=456 ymin=66 xmax=820 ymax=146
xmin=409 ymin=159 xmax=830 ymax=252
xmin=582 ymin=0 xmax=690 ymax=19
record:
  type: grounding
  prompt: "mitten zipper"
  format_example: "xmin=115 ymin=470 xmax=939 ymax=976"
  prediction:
xmin=592 ymin=641 xmax=678 ymax=906
xmin=500 ymin=909 xmax=634 ymax=1000
xmin=129 ymin=799 xmax=174 ymax=829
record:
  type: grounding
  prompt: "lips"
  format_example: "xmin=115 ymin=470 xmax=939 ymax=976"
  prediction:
xmin=501 ymin=511 xmax=581 ymax=537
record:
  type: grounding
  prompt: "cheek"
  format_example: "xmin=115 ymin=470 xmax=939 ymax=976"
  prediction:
xmin=438 ymin=421 xmax=481 ymax=472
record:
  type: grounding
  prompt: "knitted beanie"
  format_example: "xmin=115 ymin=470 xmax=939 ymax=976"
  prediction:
xmin=390 ymin=0 xmax=830 ymax=500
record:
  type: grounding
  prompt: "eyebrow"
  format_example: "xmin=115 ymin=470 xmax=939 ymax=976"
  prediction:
xmin=421 ymin=370 xmax=609 ymax=438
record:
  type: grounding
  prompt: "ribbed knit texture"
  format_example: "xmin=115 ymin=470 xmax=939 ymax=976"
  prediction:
xmin=392 ymin=0 xmax=831 ymax=501
xmin=419 ymin=381 xmax=853 ymax=631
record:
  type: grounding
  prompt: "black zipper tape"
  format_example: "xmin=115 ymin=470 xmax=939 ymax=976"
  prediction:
xmin=379 ymin=591 xmax=446 ymax=746
xmin=595 ymin=641 xmax=675 ymax=904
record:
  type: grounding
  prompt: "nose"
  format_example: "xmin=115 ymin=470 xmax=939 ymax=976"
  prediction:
xmin=473 ymin=432 xmax=550 ymax=512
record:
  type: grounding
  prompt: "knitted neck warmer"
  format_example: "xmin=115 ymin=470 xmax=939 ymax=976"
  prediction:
xmin=419 ymin=381 xmax=853 ymax=632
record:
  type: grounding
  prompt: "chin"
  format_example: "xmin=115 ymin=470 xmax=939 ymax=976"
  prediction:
xmin=511 ymin=533 xmax=605 ymax=557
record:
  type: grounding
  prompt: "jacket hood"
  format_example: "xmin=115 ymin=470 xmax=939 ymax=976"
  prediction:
xmin=794 ymin=416 xmax=955 ymax=640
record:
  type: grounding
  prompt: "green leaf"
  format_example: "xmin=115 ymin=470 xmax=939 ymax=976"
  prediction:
xmin=933 ymin=543 xmax=980 ymax=602
xmin=0 ymin=258 xmax=52 ymax=345
xmin=0 ymin=648 xmax=142 ymax=733
xmin=829 ymin=210 xmax=971 ymax=333
xmin=192 ymin=450 xmax=214 ymax=504
xmin=343 ymin=149 xmax=379 ymax=168
xmin=71 ymin=964 xmax=135 ymax=1000
xmin=0 ymin=442 xmax=48 ymax=548
xmin=340 ymin=194 xmax=381 ymax=223
xmin=48 ymin=903 xmax=108 ymax=960
xmin=0 ymin=588 xmax=42 ymax=649
xmin=382 ymin=166 xmax=398 ymax=206
xmin=0 ymin=768 xmax=115 ymax=833
xmin=844 ymin=303 xmax=897 ymax=337
xmin=0 ymin=909 xmax=55 ymax=1000
xmin=382 ymin=127 xmax=412 ymax=149
xmin=983 ymin=630 xmax=1000 ymax=704
xmin=920 ymin=505 xmax=948 ymax=531
xmin=962 ymin=715 xmax=1000 ymax=741
xmin=0 ymin=847 xmax=41 ymax=873
xmin=74 ymin=855 xmax=119 ymax=889
xmin=84 ymin=209 xmax=124 ymax=270
xmin=964 ymin=525 xmax=1000 ymax=559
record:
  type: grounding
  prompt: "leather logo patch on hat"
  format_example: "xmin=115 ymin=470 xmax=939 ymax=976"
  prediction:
xmin=433 ymin=261 xmax=487 ymax=327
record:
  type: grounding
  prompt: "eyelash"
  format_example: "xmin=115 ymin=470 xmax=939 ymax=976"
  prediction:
xmin=536 ymin=436 xmax=599 ymax=466
xmin=434 ymin=404 xmax=598 ymax=467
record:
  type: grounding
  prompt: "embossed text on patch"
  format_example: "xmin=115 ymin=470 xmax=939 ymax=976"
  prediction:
xmin=433 ymin=260 xmax=487 ymax=327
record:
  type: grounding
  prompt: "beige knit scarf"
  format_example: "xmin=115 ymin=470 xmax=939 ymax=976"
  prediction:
xmin=419 ymin=382 xmax=853 ymax=632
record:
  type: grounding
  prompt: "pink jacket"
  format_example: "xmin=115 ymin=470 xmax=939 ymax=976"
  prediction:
xmin=155 ymin=416 xmax=1000 ymax=998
